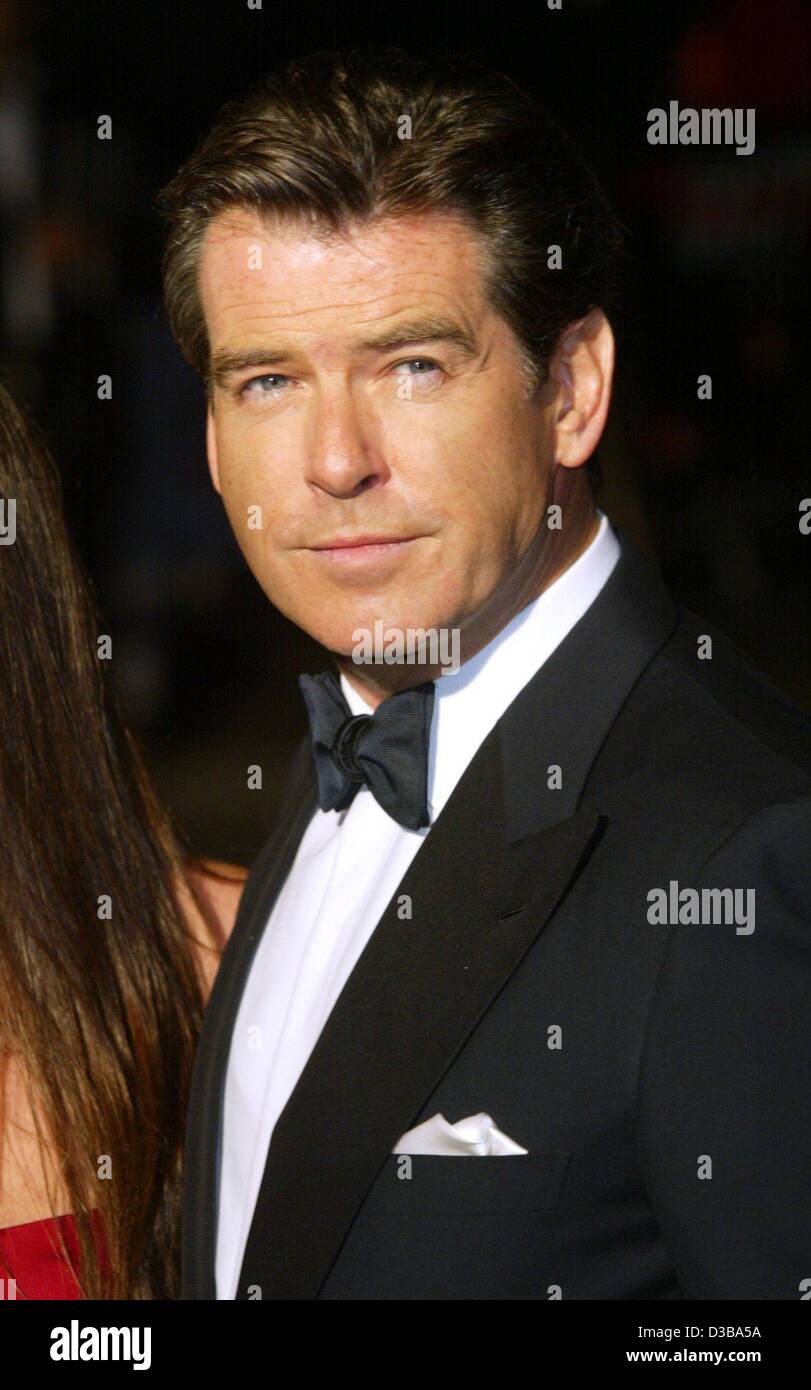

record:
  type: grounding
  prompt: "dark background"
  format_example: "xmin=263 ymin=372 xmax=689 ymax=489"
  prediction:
xmin=1 ymin=0 xmax=808 ymax=865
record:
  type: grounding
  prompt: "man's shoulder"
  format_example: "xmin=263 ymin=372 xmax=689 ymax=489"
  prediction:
xmin=661 ymin=607 xmax=809 ymax=771
xmin=600 ymin=602 xmax=811 ymax=817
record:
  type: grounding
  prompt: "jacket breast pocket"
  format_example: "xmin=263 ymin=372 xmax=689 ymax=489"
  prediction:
xmin=360 ymin=1151 xmax=572 ymax=1216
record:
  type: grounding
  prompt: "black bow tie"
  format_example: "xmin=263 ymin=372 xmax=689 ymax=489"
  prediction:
xmin=298 ymin=670 xmax=435 ymax=830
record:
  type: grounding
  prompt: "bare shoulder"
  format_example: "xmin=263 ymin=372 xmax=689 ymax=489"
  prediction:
xmin=0 ymin=1053 xmax=71 ymax=1229
xmin=177 ymin=858 xmax=249 ymax=999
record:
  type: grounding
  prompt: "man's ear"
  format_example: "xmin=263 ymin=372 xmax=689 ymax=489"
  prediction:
xmin=547 ymin=308 xmax=615 ymax=471
xmin=206 ymin=401 xmax=221 ymax=494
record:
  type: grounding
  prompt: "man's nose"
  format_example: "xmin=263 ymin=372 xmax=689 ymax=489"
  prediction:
xmin=304 ymin=386 xmax=387 ymax=498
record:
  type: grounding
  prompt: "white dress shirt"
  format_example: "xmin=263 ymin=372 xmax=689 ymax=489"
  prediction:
xmin=215 ymin=510 xmax=620 ymax=1298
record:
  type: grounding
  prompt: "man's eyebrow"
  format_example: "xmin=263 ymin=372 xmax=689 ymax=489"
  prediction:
xmin=356 ymin=316 xmax=479 ymax=356
xmin=209 ymin=347 xmax=291 ymax=390
xmin=208 ymin=316 xmax=479 ymax=391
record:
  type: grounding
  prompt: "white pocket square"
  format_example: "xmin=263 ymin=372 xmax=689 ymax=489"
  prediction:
xmin=392 ymin=1112 xmax=529 ymax=1156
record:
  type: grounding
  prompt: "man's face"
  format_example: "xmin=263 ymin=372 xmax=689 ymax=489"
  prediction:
xmin=200 ymin=208 xmax=560 ymax=657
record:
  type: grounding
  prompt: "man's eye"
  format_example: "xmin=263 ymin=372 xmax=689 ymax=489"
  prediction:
xmin=239 ymin=374 xmax=288 ymax=397
xmin=395 ymin=358 xmax=441 ymax=377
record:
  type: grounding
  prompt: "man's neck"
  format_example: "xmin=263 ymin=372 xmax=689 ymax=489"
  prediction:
xmin=337 ymin=483 xmax=600 ymax=711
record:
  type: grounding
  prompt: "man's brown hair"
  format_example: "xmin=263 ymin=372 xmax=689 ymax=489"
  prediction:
xmin=156 ymin=46 xmax=624 ymax=404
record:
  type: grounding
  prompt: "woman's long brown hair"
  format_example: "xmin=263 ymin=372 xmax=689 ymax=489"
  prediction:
xmin=0 ymin=380 xmax=214 ymax=1298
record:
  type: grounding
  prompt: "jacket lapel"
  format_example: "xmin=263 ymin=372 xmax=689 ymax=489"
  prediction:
xmin=498 ymin=524 xmax=680 ymax=842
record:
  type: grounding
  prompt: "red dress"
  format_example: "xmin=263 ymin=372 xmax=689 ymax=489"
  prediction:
xmin=0 ymin=1212 xmax=106 ymax=1300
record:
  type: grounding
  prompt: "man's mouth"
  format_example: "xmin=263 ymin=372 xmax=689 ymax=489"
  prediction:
xmin=310 ymin=533 xmax=420 ymax=551
xmin=307 ymin=534 xmax=422 ymax=568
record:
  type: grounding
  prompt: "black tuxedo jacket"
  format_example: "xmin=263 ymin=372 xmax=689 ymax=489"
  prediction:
xmin=182 ymin=527 xmax=811 ymax=1300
